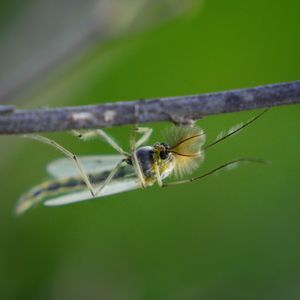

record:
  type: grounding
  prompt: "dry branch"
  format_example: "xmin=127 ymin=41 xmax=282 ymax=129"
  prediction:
xmin=0 ymin=81 xmax=299 ymax=135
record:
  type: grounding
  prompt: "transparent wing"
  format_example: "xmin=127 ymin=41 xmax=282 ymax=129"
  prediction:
xmin=47 ymin=155 xmax=123 ymax=178
xmin=16 ymin=163 xmax=140 ymax=215
xmin=44 ymin=177 xmax=140 ymax=206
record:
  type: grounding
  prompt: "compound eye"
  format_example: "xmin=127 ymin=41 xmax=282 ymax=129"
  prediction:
xmin=160 ymin=150 xmax=168 ymax=160
xmin=161 ymin=142 xmax=170 ymax=149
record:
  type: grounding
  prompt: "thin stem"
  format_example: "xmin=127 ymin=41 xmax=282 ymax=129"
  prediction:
xmin=0 ymin=81 xmax=299 ymax=135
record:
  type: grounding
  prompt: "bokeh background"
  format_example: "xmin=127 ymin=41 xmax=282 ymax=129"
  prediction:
xmin=1 ymin=0 xmax=300 ymax=299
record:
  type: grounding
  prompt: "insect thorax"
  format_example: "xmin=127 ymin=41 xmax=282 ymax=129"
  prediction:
xmin=134 ymin=146 xmax=175 ymax=183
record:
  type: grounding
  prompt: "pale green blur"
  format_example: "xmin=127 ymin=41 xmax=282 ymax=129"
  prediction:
xmin=0 ymin=0 xmax=300 ymax=299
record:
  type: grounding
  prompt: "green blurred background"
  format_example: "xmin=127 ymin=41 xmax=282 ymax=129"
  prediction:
xmin=1 ymin=0 xmax=300 ymax=299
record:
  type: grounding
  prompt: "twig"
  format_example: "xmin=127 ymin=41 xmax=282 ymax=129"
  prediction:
xmin=0 ymin=81 xmax=299 ymax=135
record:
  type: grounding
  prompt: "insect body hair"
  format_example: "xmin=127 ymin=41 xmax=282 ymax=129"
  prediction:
xmin=164 ymin=126 xmax=206 ymax=178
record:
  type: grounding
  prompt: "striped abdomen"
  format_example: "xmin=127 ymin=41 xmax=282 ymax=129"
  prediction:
xmin=16 ymin=166 xmax=132 ymax=215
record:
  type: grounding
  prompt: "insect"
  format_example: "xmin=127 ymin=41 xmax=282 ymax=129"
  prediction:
xmin=16 ymin=109 xmax=268 ymax=215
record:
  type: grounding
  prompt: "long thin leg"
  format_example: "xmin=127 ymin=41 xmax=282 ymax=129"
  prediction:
xmin=162 ymin=158 xmax=268 ymax=187
xmin=129 ymin=105 xmax=149 ymax=187
xmin=130 ymin=125 xmax=146 ymax=188
xmin=135 ymin=127 xmax=153 ymax=148
xmin=24 ymin=134 xmax=96 ymax=196
xmin=94 ymin=160 xmax=126 ymax=195
xmin=73 ymin=129 xmax=129 ymax=156
xmin=153 ymin=160 xmax=163 ymax=187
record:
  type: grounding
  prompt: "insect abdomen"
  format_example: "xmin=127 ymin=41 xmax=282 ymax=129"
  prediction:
xmin=16 ymin=165 xmax=134 ymax=215
xmin=135 ymin=146 xmax=155 ymax=178
xmin=16 ymin=177 xmax=85 ymax=215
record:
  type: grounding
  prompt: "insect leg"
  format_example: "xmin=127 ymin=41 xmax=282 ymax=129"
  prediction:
xmin=94 ymin=159 xmax=127 ymax=196
xmin=153 ymin=160 xmax=163 ymax=187
xmin=162 ymin=158 xmax=267 ymax=187
xmin=130 ymin=125 xmax=147 ymax=188
xmin=129 ymin=104 xmax=148 ymax=187
xmin=135 ymin=127 xmax=153 ymax=148
xmin=73 ymin=129 xmax=129 ymax=156
xmin=24 ymin=134 xmax=96 ymax=196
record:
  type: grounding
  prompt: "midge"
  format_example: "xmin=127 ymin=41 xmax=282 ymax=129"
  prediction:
xmin=16 ymin=110 xmax=268 ymax=215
